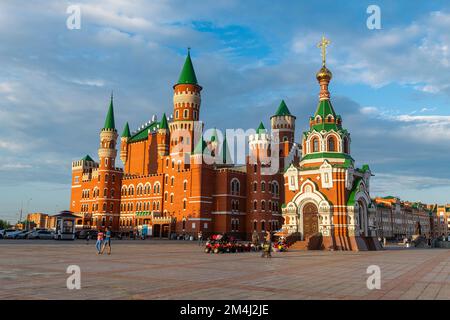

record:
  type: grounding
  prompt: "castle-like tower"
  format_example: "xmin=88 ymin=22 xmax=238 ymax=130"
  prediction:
xmin=70 ymin=95 xmax=123 ymax=230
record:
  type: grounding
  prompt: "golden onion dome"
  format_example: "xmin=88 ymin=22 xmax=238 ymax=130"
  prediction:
xmin=316 ymin=66 xmax=332 ymax=81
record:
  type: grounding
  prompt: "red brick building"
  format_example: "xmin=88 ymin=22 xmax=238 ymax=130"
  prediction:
xmin=70 ymin=50 xmax=297 ymax=240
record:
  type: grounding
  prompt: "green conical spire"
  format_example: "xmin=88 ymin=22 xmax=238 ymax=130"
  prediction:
xmin=121 ymin=122 xmax=131 ymax=138
xmin=81 ymin=154 xmax=94 ymax=162
xmin=193 ymin=137 xmax=206 ymax=154
xmin=159 ymin=113 xmax=169 ymax=130
xmin=314 ymin=99 xmax=336 ymax=119
xmin=177 ymin=48 xmax=198 ymax=85
xmin=103 ymin=93 xmax=116 ymax=130
xmin=221 ymin=133 xmax=232 ymax=164
xmin=257 ymin=122 xmax=266 ymax=134
xmin=273 ymin=100 xmax=293 ymax=117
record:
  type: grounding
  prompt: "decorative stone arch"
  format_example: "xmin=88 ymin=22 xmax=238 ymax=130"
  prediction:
xmin=324 ymin=131 xmax=341 ymax=152
xmin=144 ymin=182 xmax=151 ymax=194
xmin=351 ymin=180 xmax=372 ymax=237
xmin=153 ymin=182 xmax=161 ymax=193
xmin=128 ymin=184 xmax=135 ymax=195
xmin=307 ymin=133 xmax=322 ymax=153
xmin=291 ymin=179 xmax=332 ymax=239
xmin=230 ymin=178 xmax=240 ymax=195
xmin=136 ymin=183 xmax=144 ymax=195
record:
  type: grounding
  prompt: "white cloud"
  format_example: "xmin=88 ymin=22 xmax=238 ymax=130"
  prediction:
xmin=0 ymin=163 xmax=32 ymax=170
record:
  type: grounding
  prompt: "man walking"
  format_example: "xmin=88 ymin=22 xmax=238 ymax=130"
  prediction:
xmin=96 ymin=229 xmax=104 ymax=255
xmin=261 ymin=231 xmax=272 ymax=258
xmin=198 ymin=231 xmax=203 ymax=246
xmin=101 ymin=227 xmax=112 ymax=255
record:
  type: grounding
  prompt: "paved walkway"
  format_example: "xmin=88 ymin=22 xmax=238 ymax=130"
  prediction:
xmin=0 ymin=239 xmax=449 ymax=300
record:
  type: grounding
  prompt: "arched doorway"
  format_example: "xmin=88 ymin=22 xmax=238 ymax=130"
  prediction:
xmin=357 ymin=199 xmax=368 ymax=236
xmin=302 ymin=203 xmax=319 ymax=238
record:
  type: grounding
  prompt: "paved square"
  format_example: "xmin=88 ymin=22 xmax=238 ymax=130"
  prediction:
xmin=0 ymin=240 xmax=449 ymax=300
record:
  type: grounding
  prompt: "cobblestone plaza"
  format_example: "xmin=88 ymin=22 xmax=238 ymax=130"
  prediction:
xmin=0 ymin=240 xmax=449 ymax=300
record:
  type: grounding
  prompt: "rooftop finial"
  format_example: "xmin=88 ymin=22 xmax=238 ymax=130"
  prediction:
xmin=317 ymin=36 xmax=331 ymax=66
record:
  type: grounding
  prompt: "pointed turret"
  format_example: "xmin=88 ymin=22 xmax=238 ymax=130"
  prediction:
xmin=157 ymin=113 xmax=170 ymax=157
xmin=221 ymin=133 xmax=232 ymax=165
xmin=121 ymin=122 xmax=131 ymax=138
xmin=257 ymin=122 xmax=266 ymax=134
xmin=177 ymin=49 xmax=198 ymax=85
xmin=159 ymin=113 xmax=169 ymax=130
xmin=193 ymin=137 xmax=206 ymax=155
xmin=103 ymin=93 xmax=116 ymax=131
xmin=172 ymin=48 xmax=203 ymax=155
xmin=273 ymin=100 xmax=293 ymax=117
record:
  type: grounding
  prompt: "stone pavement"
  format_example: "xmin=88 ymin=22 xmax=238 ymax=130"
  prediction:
xmin=0 ymin=239 xmax=449 ymax=300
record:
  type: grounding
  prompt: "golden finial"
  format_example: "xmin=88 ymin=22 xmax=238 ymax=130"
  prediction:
xmin=317 ymin=36 xmax=331 ymax=66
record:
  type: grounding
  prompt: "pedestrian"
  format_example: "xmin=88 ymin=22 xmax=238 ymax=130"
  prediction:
xmin=261 ymin=231 xmax=272 ymax=258
xmin=198 ymin=231 xmax=203 ymax=246
xmin=383 ymin=237 xmax=386 ymax=247
xmin=101 ymin=227 xmax=112 ymax=255
xmin=96 ymin=229 xmax=104 ymax=255
xmin=86 ymin=231 xmax=90 ymax=245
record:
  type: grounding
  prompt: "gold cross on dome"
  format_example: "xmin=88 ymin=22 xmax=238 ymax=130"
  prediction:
xmin=317 ymin=36 xmax=331 ymax=66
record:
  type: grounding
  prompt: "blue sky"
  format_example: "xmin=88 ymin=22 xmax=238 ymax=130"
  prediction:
xmin=1 ymin=0 xmax=450 ymax=222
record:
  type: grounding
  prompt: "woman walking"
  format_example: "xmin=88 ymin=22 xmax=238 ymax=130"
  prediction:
xmin=96 ymin=229 xmax=104 ymax=255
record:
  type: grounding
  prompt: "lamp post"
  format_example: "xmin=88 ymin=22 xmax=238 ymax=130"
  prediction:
xmin=25 ymin=198 xmax=32 ymax=230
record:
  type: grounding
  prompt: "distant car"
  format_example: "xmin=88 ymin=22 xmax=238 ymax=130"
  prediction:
xmin=28 ymin=230 xmax=54 ymax=240
xmin=16 ymin=230 xmax=33 ymax=239
xmin=0 ymin=229 xmax=4 ymax=239
xmin=5 ymin=229 xmax=23 ymax=239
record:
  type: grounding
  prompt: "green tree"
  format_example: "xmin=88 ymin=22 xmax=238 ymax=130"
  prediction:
xmin=0 ymin=219 xmax=11 ymax=229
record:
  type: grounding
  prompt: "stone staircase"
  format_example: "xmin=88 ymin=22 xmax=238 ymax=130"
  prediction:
xmin=289 ymin=233 xmax=324 ymax=250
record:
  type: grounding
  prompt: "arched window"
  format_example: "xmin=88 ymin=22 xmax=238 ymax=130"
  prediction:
xmin=183 ymin=199 xmax=187 ymax=210
xmin=170 ymin=194 xmax=174 ymax=204
xmin=102 ymin=203 xmax=106 ymax=211
xmin=253 ymin=220 xmax=257 ymax=231
xmin=261 ymin=200 xmax=266 ymax=211
xmin=344 ymin=137 xmax=349 ymax=154
xmin=183 ymin=180 xmax=187 ymax=191
xmin=312 ymin=137 xmax=319 ymax=152
xmin=231 ymin=179 xmax=240 ymax=195
xmin=253 ymin=182 xmax=257 ymax=192
xmin=261 ymin=221 xmax=265 ymax=231
xmin=171 ymin=176 xmax=175 ymax=186
xmin=253 ymin=200 xmax=257 ymax=211
xmin=110 ymin=189 xmax=115 ymax=198
xmin=328 ymin=137 xmax=336 ymax=152
xmin=261 ymin=182 xmax=266 ymax=192
xmin=103 ymin=188 xmax=107 ymax=197
xmin=165 ymin=175 xmax=169 ymax=184
xmin=164 ymin=192 xmax=168 ymax=201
